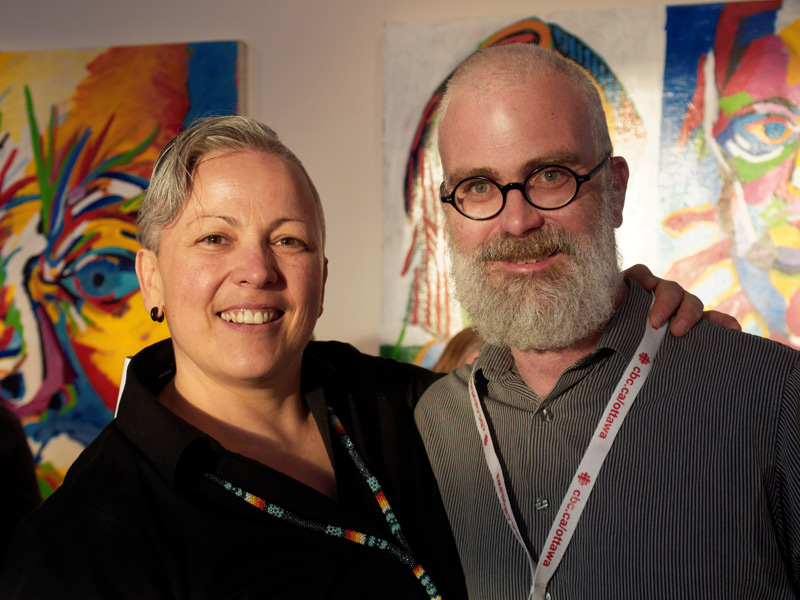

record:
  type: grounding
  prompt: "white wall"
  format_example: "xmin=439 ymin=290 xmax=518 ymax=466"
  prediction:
xmin=0 ymin=0 xmax=710 ymax=354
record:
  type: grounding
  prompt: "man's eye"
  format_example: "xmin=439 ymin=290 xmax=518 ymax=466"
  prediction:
xmin=537 ymin=168 xmax=567 ymax=185
xmin=469 ymin=182 xmax=491 ymax=195
xmin=459 ymin=180 xmax=495 ymax=199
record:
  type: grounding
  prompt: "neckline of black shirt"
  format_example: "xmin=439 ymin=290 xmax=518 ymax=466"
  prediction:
xmin=115 ymin=339 xmax=400 ymax=542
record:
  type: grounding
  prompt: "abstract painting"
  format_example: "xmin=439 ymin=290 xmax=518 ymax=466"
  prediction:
xmin=660 ymin=0 xmax=800 ymax=347
xmin=0 ymin=41 xmax=242 ymax=495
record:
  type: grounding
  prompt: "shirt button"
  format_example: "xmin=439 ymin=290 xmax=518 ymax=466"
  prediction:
xmin=540 ymin=408 xmax=553 ymax=422
xmin=535 ymin=497 xmax=549 ymax=511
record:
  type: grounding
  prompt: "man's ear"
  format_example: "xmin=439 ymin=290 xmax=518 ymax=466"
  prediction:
xmin=609 ymin=156 xmax=629 ymax=228
xmin=135 ymin=248 xmax=163 ymax=311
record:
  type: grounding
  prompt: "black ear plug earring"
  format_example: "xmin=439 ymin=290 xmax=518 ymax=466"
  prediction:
xmin=150 ymin=307 xmax=165 ymax=323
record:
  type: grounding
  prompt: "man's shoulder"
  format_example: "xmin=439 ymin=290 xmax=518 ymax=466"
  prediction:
xmin=660 ymin=321 xmax=800 ymax=396
xmin=671 ymin=319 xmax=800 ymax=365
xmin=416 ymin=362 xmax=473 ymax=418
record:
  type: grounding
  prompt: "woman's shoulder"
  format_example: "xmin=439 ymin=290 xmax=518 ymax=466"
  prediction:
xmin=306 ymin=340 xmax=441 ymax=384
xmin=305 ymin=340 xmax=443 ymax=409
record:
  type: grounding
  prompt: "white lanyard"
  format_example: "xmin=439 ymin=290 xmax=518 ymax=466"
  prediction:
xmin=467 ymin=301 xmax=667 ymax=600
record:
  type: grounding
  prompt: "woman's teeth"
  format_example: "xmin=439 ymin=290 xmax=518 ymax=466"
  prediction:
xmin=219 ymin=309 xmax=280 ymax=324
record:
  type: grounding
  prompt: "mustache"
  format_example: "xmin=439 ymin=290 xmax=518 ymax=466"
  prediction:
xmin=473 ymin=227 xmax=579 ymax=263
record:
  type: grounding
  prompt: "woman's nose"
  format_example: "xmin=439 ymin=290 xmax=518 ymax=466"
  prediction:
xmin=233 ymin=243 xmax=278 ymax=287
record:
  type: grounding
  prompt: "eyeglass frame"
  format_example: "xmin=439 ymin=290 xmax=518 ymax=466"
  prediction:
xmin=439 ymin=154 xmax=612 ymax=221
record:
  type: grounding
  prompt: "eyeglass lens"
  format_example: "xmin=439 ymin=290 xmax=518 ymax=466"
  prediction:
xmin=453 ymin=166 xmax=578 ymax=219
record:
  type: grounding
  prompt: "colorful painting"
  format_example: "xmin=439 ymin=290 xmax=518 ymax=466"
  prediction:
xmin=660 ymin=0 xmax=800 ymax=347
xmin=0 ymin=41 xmax=242 ymax=496
xmin=382 ymin=0 xmax=800 ymax=364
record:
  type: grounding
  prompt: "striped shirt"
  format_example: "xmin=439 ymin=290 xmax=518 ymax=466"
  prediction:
xmin=416 ymin=280 xmax=800 ymax=599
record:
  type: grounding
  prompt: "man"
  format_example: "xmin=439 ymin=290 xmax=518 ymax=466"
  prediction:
xmin=415 ymin=43 xmax=800 ymax=599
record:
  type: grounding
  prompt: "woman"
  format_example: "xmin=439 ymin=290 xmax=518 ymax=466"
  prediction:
xmin=0 ymin=116 xmax=716 ymax=599
xmin=432 ymin=329 xmax=484 ymax=373
xmin=1 ymin=116 xmax=462 ymax=599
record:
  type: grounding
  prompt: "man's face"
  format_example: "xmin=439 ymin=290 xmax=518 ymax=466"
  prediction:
xmin=438 ymin=73 xmax=627 ymax=350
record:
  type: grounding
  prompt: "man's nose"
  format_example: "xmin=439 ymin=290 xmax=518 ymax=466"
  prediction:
xmin=497 ymin=188 xmax=545 ymax=236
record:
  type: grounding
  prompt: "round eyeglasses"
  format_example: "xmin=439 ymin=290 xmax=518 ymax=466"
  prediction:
xmin=440 ymin=154 xmax=611 ymax=221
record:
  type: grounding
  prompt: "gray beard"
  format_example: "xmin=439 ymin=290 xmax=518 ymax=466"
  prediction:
xmin=448 ymin=208 xmax=623 ymax=351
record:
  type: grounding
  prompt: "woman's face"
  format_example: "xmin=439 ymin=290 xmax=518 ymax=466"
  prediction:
xmin=139 ymin=149 xmax=326 ymax=394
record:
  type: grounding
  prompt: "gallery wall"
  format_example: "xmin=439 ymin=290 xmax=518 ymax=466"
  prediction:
xmin=0 ymin=0 xmax=727 ymax=354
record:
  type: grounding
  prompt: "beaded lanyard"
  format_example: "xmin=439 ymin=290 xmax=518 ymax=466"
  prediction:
xmin=205 ymin=404 xmax=442 ymax=600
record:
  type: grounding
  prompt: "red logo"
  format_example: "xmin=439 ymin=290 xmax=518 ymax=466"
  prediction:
xmin=638 ymin=352 xmax=650 ymax=365
xmin=484 ymin=434 xmax=489 ymax=446
xmin=577 ymin=472 xmax=591 ymax=486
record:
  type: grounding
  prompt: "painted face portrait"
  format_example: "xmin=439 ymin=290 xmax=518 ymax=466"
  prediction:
xmin=673 ymin=0 xmax=800 ymax=347
xmin=0 ymin=43 xmax=240 ymax=493
xmin=0 ymin=95 xmax=168 ymax=494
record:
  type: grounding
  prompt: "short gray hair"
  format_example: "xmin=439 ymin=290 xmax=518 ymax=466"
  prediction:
xmin=438 ymin=43 xmax=613 ymax=161
xmin=137 ymin=115 xmax=324 ymax=252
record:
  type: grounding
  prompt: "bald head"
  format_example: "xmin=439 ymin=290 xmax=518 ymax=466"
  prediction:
xmin=437 ymin=44 xmax=612 ymax=163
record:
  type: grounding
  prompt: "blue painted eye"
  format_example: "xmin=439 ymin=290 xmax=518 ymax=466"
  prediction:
xmin=61 ymin=255 xmax=138 ymax=305
xmin=717 ymin=112 xmax=798 ymax=161
xmin=763 ymin=119 xmax=789 ymax=142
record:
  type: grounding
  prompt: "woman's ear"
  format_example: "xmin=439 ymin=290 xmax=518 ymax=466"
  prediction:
xmin=135 ymin=248 xmax=163 ymax=311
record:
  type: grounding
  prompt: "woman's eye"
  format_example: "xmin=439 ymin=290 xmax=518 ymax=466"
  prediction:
xmin=200 ymin=235 xmax=225 ymax=245
xmin=276 ymin=237 xmax=305 ymax=248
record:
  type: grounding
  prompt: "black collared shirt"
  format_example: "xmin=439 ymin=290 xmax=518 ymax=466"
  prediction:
xmin=1 ymin=339 xmax=466 ymax=599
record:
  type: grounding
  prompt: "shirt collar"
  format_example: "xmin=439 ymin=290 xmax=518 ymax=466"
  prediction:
xmin=115 ymin=339 xmax=212 ymax=488
xmin=115 ymin=339 xmax=343 ymax=489
xmin=596 ymin=278 xmax=654 ymax=360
